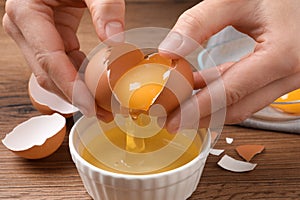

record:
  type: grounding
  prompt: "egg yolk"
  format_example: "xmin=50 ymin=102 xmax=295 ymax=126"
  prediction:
xmin=271 ymin=89 xmax=300 ymax=114
xmin=129 ymin=84 xmax=163 ymax=111
xmin=113 ymin=62 xmax=170 ymax=111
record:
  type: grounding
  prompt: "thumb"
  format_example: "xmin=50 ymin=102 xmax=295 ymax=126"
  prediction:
xmin=159 ymin=0 xmax=254 ymax=57
xmin=85 ymin=0 xmax=125 ymax=43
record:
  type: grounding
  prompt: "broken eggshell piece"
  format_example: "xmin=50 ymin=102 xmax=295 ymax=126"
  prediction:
xmin=209 ymin=148 xmax=224 ymax=156
xmin=2 ymin=113 xmax=66 ymax=159
xmin=28 ymin=74 xmax=79 ymax=118
xmin=236 ymin=144 xmax=265 ymax=162
xmin=218 ymin=154 xmax=257 ymax=172
xmin=84 ymin=43 xmax=194 ymax=117
xmin=225 ymin=137 xmax=234 ymax=144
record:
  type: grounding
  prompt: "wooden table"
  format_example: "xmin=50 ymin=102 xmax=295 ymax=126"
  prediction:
xmin=1 ymin=1 xmax=300 ymax=199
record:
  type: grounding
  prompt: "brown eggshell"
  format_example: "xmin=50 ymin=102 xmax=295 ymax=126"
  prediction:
xmin=29 ymin=94 xmax=54 ymax=115
xmin=28 ymin=74 xmax=79 ymax=118
xmin=85 ymin=43 xmax=144 ymax=112
xmin=2 ymin=113 xmax=66 ymax=159
xmin=108 ymin=44 xmax=145 ymax=88
xmin=13 ymin=126 xmax=66 ymax=159
xmin=236 ymin=144 xmax=265 ymax=162
xmin=153 ymin=58 xmax=194 ymax=115
xmin=139 ymin=53 xmax=172 ymax=66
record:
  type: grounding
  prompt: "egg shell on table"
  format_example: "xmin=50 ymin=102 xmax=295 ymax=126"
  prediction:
xmin=236 ymin=144 xmax=265 ymax=162
xmin=218 ymin=154 xmax=257 ymax=172
xmin=85 ymin=43 xmax=194 ymax=115
xmin=2 ymin=113 xmax=66 ymax=159
xmin=28 ymin=74 xmax=79 ymax=118
xmin=85 ymin=43 xmax=145 ymax=112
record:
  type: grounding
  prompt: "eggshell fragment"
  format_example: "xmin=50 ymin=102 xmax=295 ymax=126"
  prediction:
xmin=218 ymin=154 xmax=257 ymax=172
xmin=28 ymin=74 xmax=79 ymax=118
xmin=2 ymin=113 xmax=66 ymax=159
xmin=236 ymin=144 xmax=265 ymax=162
xmin=209 ymin=148 xmax=224 ymax=156
xmin=226 ymin=137 xmax=234 ymax=144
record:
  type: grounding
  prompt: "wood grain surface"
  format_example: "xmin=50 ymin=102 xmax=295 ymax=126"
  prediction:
xmin=1 ymin=1 xmax=300 ymax=200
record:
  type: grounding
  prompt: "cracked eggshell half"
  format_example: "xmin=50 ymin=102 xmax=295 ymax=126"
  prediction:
xmin=153 ymin=57 xmax=194 ymax=115
xmin=28 ymin=74 xmax=79 ymax=118
xmin=84 ymin=43 xmax=145 ymax=112
xmin=2 ymin=113 xmax=66 ymax=159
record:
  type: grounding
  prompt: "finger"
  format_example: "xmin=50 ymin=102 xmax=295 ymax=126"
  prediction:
xmin=166 ymin=48 xmax=299 ymax=132
xmin=224 ymin=71 xmax=300 ymax=124
xmin=4 ymin=8 xmax=86 ymax=97
xmin=5 ymin=3 xmax=95 ymax=115
xmin=96 ymin=106 xmax=114 ymax=123
xmin=54 ymin=7 xmax=84 ymax=52
xmin=67 ymin=50 xmax=86 ymax=71
xmin=54 ymin=7 xmax=86 ymax=70
xmin=159 ymin=0 xmax=257 ymax=57
xmin=197 ymin=71 xmax=300 ymax=128
xmin=84 ymin=0 xmax=125 ymax=43
xmin=206 ymin=48 xmax=296 ymax=114
xmin=193 ymin=61 xmax=234 ymax=89
xmin=3 ymin=13 xmax=65 ymax=98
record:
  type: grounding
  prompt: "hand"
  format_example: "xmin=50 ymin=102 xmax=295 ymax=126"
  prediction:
xmin=159 ymin=0 xmax=300 ymax=131
xmin=3 ymin=0 xmax=125 ymax=119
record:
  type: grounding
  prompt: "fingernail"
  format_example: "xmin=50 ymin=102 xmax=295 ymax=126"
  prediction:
xmin=160 ymin=31 xmax=199 ymax=57
xmin=105 ymin=21 xmax=125 ymax=43
xmin=159 ymin=32 xmax=183 ymax=54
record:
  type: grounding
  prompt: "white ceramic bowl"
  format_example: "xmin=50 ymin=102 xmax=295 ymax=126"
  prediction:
xmin=69 ymin=116 xmax=211 ymax=200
